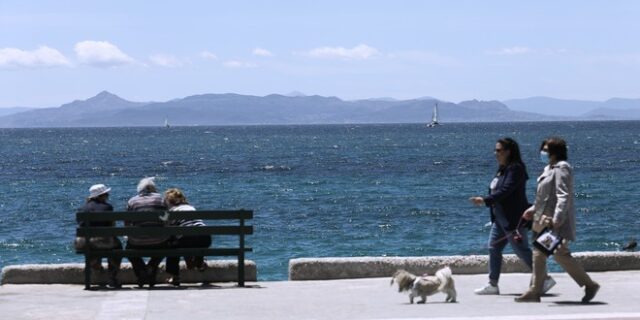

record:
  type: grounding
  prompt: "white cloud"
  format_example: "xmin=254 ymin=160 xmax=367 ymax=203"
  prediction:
xmin=223 ymin=60 xmax=257 ymax=68
xmin=149 ymin=54 xmax=183 ymax=67
xmin=253 ymin=48 xmax=273 ymax=57
xmin=0 ymin=46 xmax=71 ymax=68
xmin=200 ymin=51 xmax=218 ymax=60
xmin=487 ymin=46 xmax=532 ymax=55
xmin=74 ymin=40 xmax=134 ymax=67
xmin=306 ymin=44 xmax=380 ymax=60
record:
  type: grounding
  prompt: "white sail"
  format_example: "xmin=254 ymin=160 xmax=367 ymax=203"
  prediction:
xmin=164 ymin=118 xmax=170 ymax=128
xmin=432 ymin=104 xmax=438 ymax=123
xmin=427 ymin=103 xmax=440 ymax=127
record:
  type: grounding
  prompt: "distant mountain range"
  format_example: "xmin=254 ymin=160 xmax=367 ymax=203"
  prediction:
xmin=0 ymin=107 xmax=34 ymax=117
xmin=0 ymin=92 xmax=639 ymax=128
xmin=503 ymin=96 xmax=640 ymax=119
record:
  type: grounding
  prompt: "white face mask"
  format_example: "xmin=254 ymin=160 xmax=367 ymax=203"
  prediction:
xmin=540 ymin=151 xmax=550 ymax=164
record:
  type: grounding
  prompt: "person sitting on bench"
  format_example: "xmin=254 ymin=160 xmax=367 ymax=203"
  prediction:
xmin=75 ymin=184 xmax=122 ymax=288
xmin=164 ymin=188 xmax=212 ymax=286
xmin=126 ymin=177 xmax=169 ymax=288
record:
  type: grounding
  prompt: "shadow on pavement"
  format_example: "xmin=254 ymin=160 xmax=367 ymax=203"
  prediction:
xmin=88 ymin=283 xmax=264 ymax=291
xmin=551 ymin=301 xmax=608 ymax=306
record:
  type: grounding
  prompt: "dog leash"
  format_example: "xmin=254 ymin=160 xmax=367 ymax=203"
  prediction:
xmin=489 ymin=216 xmax=527 ymax=246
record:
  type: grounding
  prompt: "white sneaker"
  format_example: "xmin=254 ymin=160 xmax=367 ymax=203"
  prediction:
xmin=474 ymin=284 xmax=500 ymax=295
xmin=542 ymin=277 xmax=556 ymax=294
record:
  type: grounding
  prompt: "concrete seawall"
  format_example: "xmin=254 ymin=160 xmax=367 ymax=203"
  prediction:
xmin=3 ymin=252 xmax=639 ymax=284
xmin=289 ymin=251 xmax=640 ymax=280
xmin=1 ymin=260 xmax=256 ymax=285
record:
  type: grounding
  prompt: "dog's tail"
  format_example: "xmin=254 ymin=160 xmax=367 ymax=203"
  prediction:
xmin=435 ymin=266 xmax=453 ymax=291
xmin=390 ymin=269 xmax=406 ymax=286
xmin=390 ymin=269 xmax=416 ymax=292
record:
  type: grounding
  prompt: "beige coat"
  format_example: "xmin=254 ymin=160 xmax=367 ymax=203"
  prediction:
xmin=531 ymin=161 xmax=577 ymax=241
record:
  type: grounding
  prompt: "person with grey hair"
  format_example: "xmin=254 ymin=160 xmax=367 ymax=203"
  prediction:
xmin=126 ymin=177 xmax=169 ymax=288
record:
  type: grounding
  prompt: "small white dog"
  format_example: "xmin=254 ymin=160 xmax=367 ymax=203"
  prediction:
xmin=390 ymin=266 xmax=457 ymax=304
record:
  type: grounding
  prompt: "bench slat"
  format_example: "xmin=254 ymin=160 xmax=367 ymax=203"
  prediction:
xmin=77 ymin=226 xmax=253 ymax=237
xmin=76 ymin=210 xmax=253 ymax=222
xmin=78 ymin=248 xmax=253 ymax=258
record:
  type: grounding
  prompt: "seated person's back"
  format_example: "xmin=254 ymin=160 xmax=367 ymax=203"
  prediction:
xmin=126 ymin=177 xmax=169 ymax=246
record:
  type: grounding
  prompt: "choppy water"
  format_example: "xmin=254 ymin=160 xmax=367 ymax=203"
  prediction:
xmin=0 ymin=122 xmax=638 ymax=280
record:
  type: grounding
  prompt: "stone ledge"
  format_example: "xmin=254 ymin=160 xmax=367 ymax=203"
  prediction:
xmin=288 ymin=251 xmax=640 ymax=280
xmin=1 ymin=260 xmax=256 ymax=285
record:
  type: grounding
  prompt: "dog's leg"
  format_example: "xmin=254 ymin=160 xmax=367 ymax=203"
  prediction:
xmin=409 ymin=292 xmax=414 ymax=304
xmin=417 ymin=295 xmax=426 ymax=304
xmin=446 ymin=289 xmax=457 ymax=303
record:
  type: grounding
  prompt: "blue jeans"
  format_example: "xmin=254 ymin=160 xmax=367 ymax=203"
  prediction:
xmin=488 ymin=222 xmax=533 ymax=285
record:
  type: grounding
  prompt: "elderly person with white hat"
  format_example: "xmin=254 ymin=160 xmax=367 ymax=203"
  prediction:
xmin=125 ymin=177 xmax=169 ymax=288
xmin=76 ymin=183 xmax=122 ymax=288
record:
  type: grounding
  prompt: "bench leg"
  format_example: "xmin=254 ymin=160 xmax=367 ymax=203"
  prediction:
xmin=238 ymin=254 xmax=245 ymax=287
xmin=84 ymin=256 xmax=91 ymax=290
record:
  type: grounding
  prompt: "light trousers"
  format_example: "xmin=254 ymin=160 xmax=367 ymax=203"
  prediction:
xmin=529 ymin=241 xmax=596 ymax=294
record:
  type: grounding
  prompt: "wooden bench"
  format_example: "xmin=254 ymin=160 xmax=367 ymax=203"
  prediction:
xmin=76 ymin=210 xmax=253 ymax=289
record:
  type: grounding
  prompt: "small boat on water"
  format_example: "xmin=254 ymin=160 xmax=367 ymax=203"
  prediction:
xmin=427 ymin=103 xmax=440 ymax=127
xmin=164 ymin=117 xmax=170 ymax=128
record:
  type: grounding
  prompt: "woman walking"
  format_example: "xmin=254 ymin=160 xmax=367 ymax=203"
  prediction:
xmin=470 ymin=137 xmax=555 ymax=295
xmin=515 ymin=137 xmax=600 ymax=303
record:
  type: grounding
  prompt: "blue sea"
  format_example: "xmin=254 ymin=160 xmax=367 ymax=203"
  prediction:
xmin=0 ymin=122 xmax=638 ymax=280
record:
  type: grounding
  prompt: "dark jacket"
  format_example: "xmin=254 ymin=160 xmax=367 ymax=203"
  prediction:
xmin=483 ymin=162 xmax=529 ymax=231
xmin=77 ymin=199 xmax=115 ymax=227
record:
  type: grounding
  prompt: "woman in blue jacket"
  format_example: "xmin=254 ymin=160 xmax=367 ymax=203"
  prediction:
xmin=470 ymin=138 xmax=555 ymax=295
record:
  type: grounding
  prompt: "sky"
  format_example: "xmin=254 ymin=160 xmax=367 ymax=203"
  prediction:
xmin=1 ymin=0 xmax=640 ymax=108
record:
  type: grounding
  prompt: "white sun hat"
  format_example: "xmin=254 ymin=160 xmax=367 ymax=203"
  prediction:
xmin=89 ymin=184 xmax=111 ymax=199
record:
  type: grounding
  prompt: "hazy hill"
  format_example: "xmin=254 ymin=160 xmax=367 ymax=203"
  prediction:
xmin=0 ymin=107 xmax=33 ymax=117
xmin=0 ymin=91 xmax=148 ymax=127
xmin=583 ymin=98 xmax=640 ymax=120
xmin=0 ymin=91 xmax=559 ymax=128
xmin=502 ymin=96 xmax=640 ymax=119
xmin=583 ymin=108 xmax=640 ymax=120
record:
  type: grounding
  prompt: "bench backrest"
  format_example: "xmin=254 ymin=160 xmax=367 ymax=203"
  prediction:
xmin=76 ymin=210 xmax=253 ymax=238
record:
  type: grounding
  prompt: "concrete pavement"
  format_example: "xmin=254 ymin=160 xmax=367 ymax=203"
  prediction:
xmin=1 ymin=271 xmax=639 ymax=319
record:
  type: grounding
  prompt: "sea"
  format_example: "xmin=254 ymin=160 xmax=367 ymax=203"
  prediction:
xmin=0 ymin=121 xmax=638 ymax=280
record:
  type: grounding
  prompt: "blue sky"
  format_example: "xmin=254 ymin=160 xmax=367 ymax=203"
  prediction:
xmin=1 ymin=1 xmax=640 ymax=108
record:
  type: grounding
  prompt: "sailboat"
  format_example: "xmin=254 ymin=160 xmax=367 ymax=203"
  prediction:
xmin=164 ymin=117 xmax=170 ymax=128
xmin=426 ymin=103 xmax=440 ymax=127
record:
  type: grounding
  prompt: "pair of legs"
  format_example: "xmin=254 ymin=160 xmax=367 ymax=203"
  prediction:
xmin=126 ymin=242 xmax=169 ymax=288
xmin=476 ymin=222 xmax=556 ymax=294
xmin=75 ymin=237 xmax=122 ymax=288
xmin=165 ymin=235 xmax=212 ymax=285
xmin=488 ymin=222 xmax=533 ymax=285
xmin=516 ymin=242 xmax=600 ymax=303
xmin=81 ymin=237 xmax=123 ymax=288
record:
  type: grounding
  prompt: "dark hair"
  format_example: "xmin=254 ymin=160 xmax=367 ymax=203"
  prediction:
xmin=540 ymin=137 xmax=568 ymax=161
xmin=497 ymin=137 xmax=528 ymax=179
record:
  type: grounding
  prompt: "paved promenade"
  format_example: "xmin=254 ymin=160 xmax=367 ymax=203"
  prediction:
xmin=1 ymin=271 xmax=639 ymax=320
